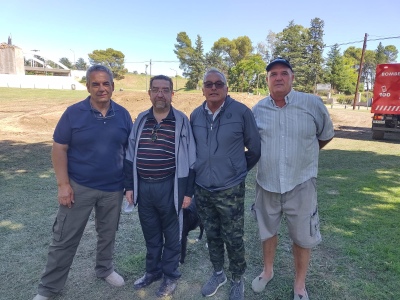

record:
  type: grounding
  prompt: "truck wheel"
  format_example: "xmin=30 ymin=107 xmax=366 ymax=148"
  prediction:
xmin=372 ymin=131 xmax=384 ymax=140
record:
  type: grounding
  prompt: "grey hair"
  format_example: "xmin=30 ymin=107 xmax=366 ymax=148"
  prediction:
xmin=203 ymin=68 xmax=227 ymax=84
xmin=86 ymin=65 xmax=114 ymax=82
xmin=150 ymin=75 xmax=173 ymax=91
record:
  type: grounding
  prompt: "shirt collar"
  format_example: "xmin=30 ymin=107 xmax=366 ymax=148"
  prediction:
xmin=82 ymin=96 xmax=118 ymax=111
xmin=204 ymin=101 xmax=225 ymax=114
xmin=269 ymin=89 xmax=295 ymax=106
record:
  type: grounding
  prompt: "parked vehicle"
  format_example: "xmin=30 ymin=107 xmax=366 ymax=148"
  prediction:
xmin=371 ymin=63 xmax=400 ymax=140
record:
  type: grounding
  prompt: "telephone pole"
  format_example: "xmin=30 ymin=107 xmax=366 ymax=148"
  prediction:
xmin=353 ymin=33 xmax=368 ymax=110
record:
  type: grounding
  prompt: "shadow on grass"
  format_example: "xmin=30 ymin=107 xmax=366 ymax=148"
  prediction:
xmin=334 ymin=126 xmax=400 ymax=143
xmin=0 ymin=139 xmax=55 ymax=219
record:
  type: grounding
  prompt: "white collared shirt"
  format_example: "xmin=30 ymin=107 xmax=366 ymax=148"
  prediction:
xmin=252 ymin=90 xmax=334 ymax=193
xmin=205 ymin=102 xmax=225 ymax=120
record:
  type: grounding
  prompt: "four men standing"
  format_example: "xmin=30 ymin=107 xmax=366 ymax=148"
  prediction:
xmin=34 ymin=62 xmax=333 ymax=299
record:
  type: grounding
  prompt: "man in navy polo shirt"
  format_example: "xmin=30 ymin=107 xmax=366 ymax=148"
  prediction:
xmin=33 ymin=65 xmax=132 ymax=300
xmin=125 ymin=75 xmax=196 ymax=298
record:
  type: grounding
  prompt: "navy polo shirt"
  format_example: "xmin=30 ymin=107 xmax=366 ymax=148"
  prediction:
xmin=53 ymin=97 xmax=132 ymax=191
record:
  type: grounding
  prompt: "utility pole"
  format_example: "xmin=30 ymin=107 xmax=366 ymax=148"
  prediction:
xmin=149 ymin=59 xmax=152 ymax=78
xmin=145 ymin=64 xmax=149 ymax=91
xmin=353 ymin=33 xmax=368 ymax=110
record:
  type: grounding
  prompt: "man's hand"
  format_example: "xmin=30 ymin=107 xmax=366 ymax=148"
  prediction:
xmin=125 ymin=190 xmax=134 ymax=206
xmin=57 ymin=183 xmax=74 ymax=208
xmin=182 ymin=196 xmax=192 ymax=209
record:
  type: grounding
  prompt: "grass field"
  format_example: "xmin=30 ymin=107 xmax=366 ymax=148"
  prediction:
xmin=0 ymin=87 xmax=399 ymax=300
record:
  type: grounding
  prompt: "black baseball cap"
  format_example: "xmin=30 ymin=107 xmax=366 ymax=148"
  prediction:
xmin=266 ymin=57 xmax=293 ymax=72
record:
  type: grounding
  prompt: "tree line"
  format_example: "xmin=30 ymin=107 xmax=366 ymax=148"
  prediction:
xmin=174 ymin=18 xmax=398 ymax=95
xmin=23 ymin=19 xmax=398 ymax=94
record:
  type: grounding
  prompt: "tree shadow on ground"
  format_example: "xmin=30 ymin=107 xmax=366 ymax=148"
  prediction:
xmin=334 ymin=126 xmax=400 ymax=143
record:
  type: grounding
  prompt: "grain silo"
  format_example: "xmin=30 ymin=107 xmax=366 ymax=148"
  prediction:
xmin=0 ymin=36 xmax=25 ymax=75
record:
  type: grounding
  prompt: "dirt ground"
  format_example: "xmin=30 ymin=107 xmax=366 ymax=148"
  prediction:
xmin=0 ymin=91 xmax=372 ymax=143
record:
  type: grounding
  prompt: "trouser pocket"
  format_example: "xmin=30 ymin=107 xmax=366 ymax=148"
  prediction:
xmin=310 ymin=207 xmax=320 ymax=237
xmin=52 ymin=212 xmax=67 ymax=241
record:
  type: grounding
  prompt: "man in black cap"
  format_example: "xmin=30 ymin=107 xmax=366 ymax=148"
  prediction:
xmin=251 ymin=58 xmax=334 ymax=300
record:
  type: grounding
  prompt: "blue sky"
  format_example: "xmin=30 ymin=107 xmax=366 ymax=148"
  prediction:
xmin=1 ymin=0 xmax=399 ymax=77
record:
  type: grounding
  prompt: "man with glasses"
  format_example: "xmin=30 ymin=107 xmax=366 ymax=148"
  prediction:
xmin=33 ymin=65 xmax=132 ymax=300
xmin=190 ymin=68 xmax=261 ymax=300
xmin=124 ymin=75 xmax=196 ymax=297
xmin=251 ymin=58 xmax=334 ymax=300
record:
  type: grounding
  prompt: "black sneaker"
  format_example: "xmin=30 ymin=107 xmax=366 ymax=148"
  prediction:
xmin=133 ymin=272 xmax=162 ymax=289
xmin=156 ymin=277 xmax=177 ymax=297
xmin=201 ymin=271 xmax=227 ymax=297
xmin=229 ymin=278 xmax=244 ymax=300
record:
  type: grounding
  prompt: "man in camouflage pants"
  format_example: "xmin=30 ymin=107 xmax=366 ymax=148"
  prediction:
xmin=190 ymin=68 xmax=261 ymax=300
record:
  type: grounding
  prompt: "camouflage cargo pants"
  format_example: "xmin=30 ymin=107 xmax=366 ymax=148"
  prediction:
xmin=194 ymin=182 xmax=246 ymax=280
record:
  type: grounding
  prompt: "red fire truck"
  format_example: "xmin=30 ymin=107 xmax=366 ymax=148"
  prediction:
xmin=371 ymin=63 xmax=400 ymax=140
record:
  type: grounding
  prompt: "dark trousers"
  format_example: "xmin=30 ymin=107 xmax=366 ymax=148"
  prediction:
xmin=195 ymin=182 xmax=246 ymax=281
xmin=38 ymin=180 xmax=123 ymax=297
xmin=138 ymin=176 xmax=181 ymax=279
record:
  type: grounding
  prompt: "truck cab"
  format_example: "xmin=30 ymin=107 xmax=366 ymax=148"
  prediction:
xmin=371 ymin=63 xmax=400 ymax=140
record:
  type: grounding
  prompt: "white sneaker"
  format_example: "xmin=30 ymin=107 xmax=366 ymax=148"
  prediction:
xmin=33 ymin=295 xmax=49 ymax=300
xmin=105 ymin=271 xmax=125 ymax=287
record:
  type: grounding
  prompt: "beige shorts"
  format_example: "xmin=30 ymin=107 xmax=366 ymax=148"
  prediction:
xmin=254 ymin=178 xmax=321 ymax=248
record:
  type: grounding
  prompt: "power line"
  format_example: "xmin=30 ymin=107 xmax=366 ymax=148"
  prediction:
xmin=325 ymin=35 xmax=400 ymax=48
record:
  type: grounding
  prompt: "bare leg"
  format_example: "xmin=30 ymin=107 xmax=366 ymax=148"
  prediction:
xmin=260 ymin=235 xmax=278 ymax=279
xmin=293 ymin=243 xmax=311 ymax=296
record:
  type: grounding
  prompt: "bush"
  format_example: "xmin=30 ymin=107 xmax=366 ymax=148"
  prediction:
xmin=253 ymin=88 xmax=268 ymax=96
xmin=335 ymin=94 xmax=354 ymax=105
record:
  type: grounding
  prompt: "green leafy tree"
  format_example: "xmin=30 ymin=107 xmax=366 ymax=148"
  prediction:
xmin=188 ymin=35 xmax=205 ymax=89
xmin=325 ymin=44 xmax=344 ymax=91
xmin=375 ymin=42 xmax=387 ymax=64
xmin=363 ymin=49 xmax=377 ymax=90
xmin=273 ymin=20 xmax=310 ymax=91
xmin=325 ymin=44 xmax=358 ymax=94
xmin=59 ymin=57 xmax=73 ymax=69
xmin=228 ymin=54 xmax=266 ymax=92
xmin=211 ymin=36 xmax=253 ymax=68
xmin=88 ymin=48 xmax=127 ymax=80
xmin=304 ymin=17 xmax=325 ymax=93
xmin=256 ymin=31 xmax=276 ymax=63
xmin=174 ymin=32 xmax=205 ymax=89
xmin=384 ymin=45 xmax=398 ymax=62
xmin=341 ymin=57 xmax=359 ymax=94
xmin=343 ymin=46 xmax=362 ymax=67
xmin=205 ymin=48 xmax=228 ymax=75
xmin=75 ymin=58 xmax=88 ymax=70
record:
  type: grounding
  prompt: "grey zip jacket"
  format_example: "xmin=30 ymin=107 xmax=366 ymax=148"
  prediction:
xmin=125 ymin=107 xmax=196 ymax=215
xmin=190 ymin=96 xmax=261 ymax=191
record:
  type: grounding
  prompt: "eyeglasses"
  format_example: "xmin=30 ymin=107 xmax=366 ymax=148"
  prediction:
xmin=91 ymin=105 xmax=115 ymax=120
xmin=150 ymin=87 xmax=171 ymax=94
xmin=203 ymin=81 xmax=225 ymax=89
xmin=151 ymin=123 xmax=161 ymax=141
